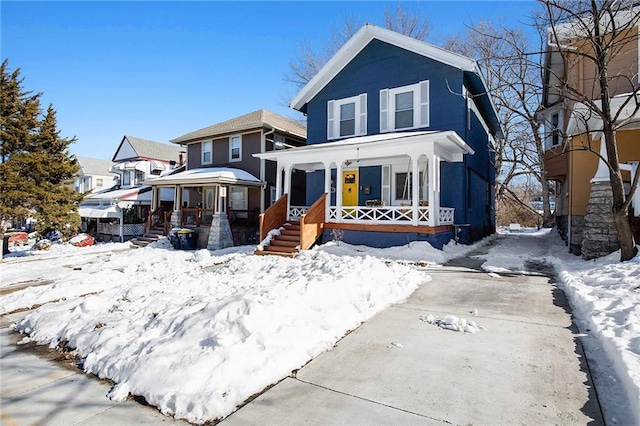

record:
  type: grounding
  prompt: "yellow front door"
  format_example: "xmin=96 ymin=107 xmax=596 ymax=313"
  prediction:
xmin=342 ymin=171 xmax=358 ymax=206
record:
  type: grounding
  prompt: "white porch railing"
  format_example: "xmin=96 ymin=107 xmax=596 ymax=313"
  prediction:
xmin=438 ymin=208 xmax=455 ymax=224
xmin=326 ymin=206 xmax=455 ymax=225
xmin=289 ymin=205 xmax=309 ymax=220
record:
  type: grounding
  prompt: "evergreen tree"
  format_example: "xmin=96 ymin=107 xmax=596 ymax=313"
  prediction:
xmin=1 ymin=59 xmax=82 ymax=255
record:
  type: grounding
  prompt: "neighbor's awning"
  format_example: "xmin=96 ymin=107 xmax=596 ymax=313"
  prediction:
xmin=78 ymin=205 xmax=120 ymax=219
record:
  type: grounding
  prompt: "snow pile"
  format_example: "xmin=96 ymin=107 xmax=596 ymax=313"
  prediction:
xmin=319 ymin=238 xmax=485 ymax=265
xmin=420 ymin=314 xmax=485 ymax=333
xmin=8 ymin=246 xmax=429 ymax=423
xmin=478 ymin=229 xmax=640 ymax=423
xmin=255 ymin=226 xmax=284 ymax=251
xmin=542 ymin=239 xmax=640 ymax=423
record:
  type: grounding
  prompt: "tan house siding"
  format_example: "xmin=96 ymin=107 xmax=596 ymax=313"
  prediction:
xmin=617 ymin=130 xmax=640 ymax=162
xmin=568 ymin=137 xmax=599 ymax=216
xmin=566 ymin=27 xmax=639 ymax=99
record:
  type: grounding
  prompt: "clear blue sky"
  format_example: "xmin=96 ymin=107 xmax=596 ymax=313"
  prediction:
xmin=2 ymin=1 xmax=537 ymax=160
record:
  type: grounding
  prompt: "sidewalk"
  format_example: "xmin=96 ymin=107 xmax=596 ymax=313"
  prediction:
xmin=1 ymin=254 xmax=604 ymax=425
xmin=0 ymin=312 xmax=187 ymax=425
xmin=222 ymin=263 xmax=604 ymax=425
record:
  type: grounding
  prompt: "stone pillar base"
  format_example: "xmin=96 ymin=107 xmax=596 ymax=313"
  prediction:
xmin=207 ymin=213 xmax=234 ymax=251
xmin=581 ymin=181 xmax=619 ymax=260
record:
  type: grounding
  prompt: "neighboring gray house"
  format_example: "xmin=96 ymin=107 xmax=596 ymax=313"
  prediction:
xmin=73 ymin=156 xmax=118 ymax=194
xmin=147 ymin=109 xmax=306 ymax=248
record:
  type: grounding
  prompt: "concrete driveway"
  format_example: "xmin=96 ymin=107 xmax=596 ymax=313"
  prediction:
xmin=223 ymin=259 xmax=604 ymax=424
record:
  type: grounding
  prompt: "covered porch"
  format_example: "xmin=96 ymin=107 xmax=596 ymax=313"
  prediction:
xmin=147 ymin=167 xmax=265 ymax=248
xmin=255 ymin=131 xmax=474 ymax=253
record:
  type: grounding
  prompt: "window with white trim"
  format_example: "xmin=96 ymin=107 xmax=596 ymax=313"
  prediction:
xmin=544 ymin=110 xmax=563 ymax=149
xmin=202 ymin=140 xmax=212 ymax=164
xmin=380 ymin=80 xmax=429 ymax=132
xmin=327 ymin=94 xmax=367 ymax=139
xmin=96 ymin=178 xmax=103 ymax=187
xmin=230 ymin=186 xmax=248 ymax=210
xmin=135 ymin=170 xmax=144 ymax=185
xmin=122 ymin=171 xmax=131 ymax=186
xmin=229 ymin=135 xmax=242 ymax=162
xmin=394 ymin=172 xmax=425 ymax=201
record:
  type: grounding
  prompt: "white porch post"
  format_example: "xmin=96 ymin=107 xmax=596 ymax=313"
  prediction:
xmin=283 ymin=164 xmax=292 ymax=219
xmin=336 ymin=162 xmax=344 ymax=222
xmin=175 ymin=185 xmax=182 ymax=211
xmin=427 ymin=147 xmax=441 ymax=227
xmin=324 ymin=162 xmax=332 ymax=219
xmin=119 ymin=208 xmax=124 ymax=243
xmin=411 ymin=155 xmax=419 ymax=226
xmin=275 ymin=164 xmax=283 ymax=199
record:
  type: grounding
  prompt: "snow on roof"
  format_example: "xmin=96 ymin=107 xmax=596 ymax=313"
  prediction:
xmin=148 ymin=167 xmax=264 ymax=187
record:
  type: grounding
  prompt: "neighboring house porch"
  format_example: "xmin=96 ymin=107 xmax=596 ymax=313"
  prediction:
xmin=254 ymin=131 xmax=474 ymax=255
xmin=147 ymin=167 xmax=266 ymax=248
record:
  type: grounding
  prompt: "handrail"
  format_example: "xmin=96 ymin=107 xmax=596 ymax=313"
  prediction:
xmin=145 ymin=206 xmax=163 ymax=234
xmin=300 ymin=193 xmax=327 ymax=250
xmin=259 ymin=193 xmax=288 ymax=241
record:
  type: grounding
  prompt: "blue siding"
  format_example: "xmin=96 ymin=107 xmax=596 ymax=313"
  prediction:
xmin=358 ymin=166 xmax=381 ymax=206
xmin=320 ymin=228 xmax=454 ymax=249
xmin=300 ymin=37 xmax=496 ymax=245
xmin=306 ymin=39 xmax=466 ymax=144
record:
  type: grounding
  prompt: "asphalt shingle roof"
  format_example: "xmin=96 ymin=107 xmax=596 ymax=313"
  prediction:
xmin=123 ymin=136 xmax=184 ymax=162
xmin=75 ymin=156 xmax=117 ymax=176
xmin=170 ymin=109 xmax=307 ymax=143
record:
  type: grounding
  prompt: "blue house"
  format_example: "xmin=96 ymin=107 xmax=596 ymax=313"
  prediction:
xmin=255 ymin=24 xmax=503 ymax=255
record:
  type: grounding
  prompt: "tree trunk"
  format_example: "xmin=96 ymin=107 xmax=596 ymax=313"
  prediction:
xmin=613 ymin=205 xmax=637 ymax=261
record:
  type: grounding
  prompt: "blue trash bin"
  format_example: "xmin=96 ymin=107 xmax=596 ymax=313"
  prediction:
xmin=169 ymin=229 xmax=181 ymax=250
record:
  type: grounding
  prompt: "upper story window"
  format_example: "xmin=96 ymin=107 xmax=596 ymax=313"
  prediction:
xmin=96 ymin=178 xmax=103 ymax=187
xmin=380 ymin=80 xmax=429 ymax=132
xmin=544 ymin=110 xmax=563 ymax=150
xmin=327 ymin=94 xmax=367 ymax=140
xmin=134 ymin=170 xmax=144 ymax=185
xmin=274 ymin=134 xmax=286 ymax=150
xmin=122 ymin=171 xmax=131 ymax=186
xmin=202 ymin=140 xmax=212 ymax=164
xmin=229 ymin=135 xmax=242 ymax=162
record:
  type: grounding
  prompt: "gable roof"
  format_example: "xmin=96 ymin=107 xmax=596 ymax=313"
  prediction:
xmin=290 ymin=24 xmax=479 ymax=111
xmin=75 ymin=156 xmax=117 ymax=177
xmin=170 ymin=109 xmax=307 ymax=144
xmin=289 ymin=24 xmax=502 ymax=139
xmin=112 ymin=136 xmax=183 ymax=163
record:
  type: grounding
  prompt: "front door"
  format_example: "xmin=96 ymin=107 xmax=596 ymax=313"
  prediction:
xmin=342 ymin=170 xmax=358 ymax=206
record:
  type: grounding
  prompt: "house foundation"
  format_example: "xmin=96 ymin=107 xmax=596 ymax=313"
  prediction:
xmin=581 ymin=181 xmax=619 ymax=260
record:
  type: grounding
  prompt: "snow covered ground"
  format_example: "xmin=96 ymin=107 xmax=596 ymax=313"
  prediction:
xmin=1 ymin=230 xmax=639 ymax=424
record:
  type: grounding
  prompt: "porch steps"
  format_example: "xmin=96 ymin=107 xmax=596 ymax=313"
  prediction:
xmin=130 ymin=227 xmax=166 ymax=248
xmin=255 ymin=221 xmax=301 ymax=258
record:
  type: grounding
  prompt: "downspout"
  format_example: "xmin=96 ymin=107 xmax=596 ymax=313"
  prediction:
xmin=261 ymin=126 xmax=276 ymax=212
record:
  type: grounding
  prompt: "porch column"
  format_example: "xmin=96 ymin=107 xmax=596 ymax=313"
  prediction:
xmin=411 ymin=155 xmax=420 ymax=226
xmin=324 ymin=162 xmax=332 ymax=220
xmin=428 ymin=153 xmax=441 ymax=226
xmin=283 ymin=164 xmax=292 ymax=219
xmin=275 ymin=164 xmax=283 ymax=199
xmin=336 ymin=162 xmax=344 ymax=222
xmin=175 ymin=185 xmax=182 ymax=211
